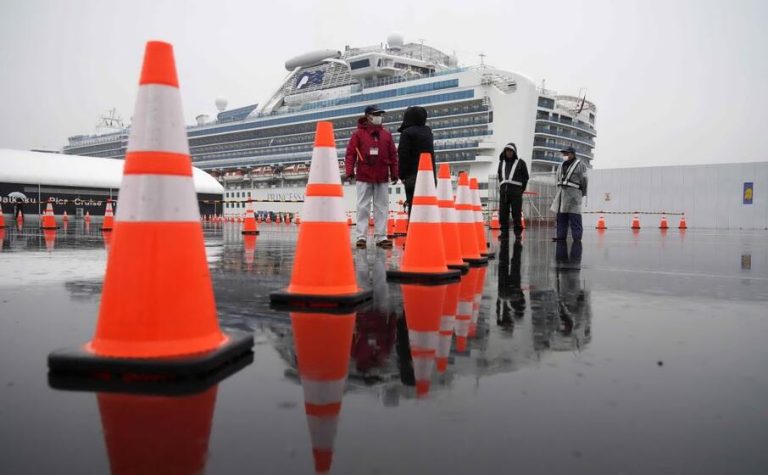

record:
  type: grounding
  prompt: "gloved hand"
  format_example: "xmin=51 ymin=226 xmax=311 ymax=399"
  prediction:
xmin=391 ymin=177 xmax=398 ymax=185
xmin=344 ymin=173 xmax=355 ymax=183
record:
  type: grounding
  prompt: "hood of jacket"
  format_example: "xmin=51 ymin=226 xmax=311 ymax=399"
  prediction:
xmin=397 ymin=106 xmax=427 ymax=132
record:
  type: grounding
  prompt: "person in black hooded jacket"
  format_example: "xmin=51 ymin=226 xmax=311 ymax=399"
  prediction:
xmin=397 ymin=106 xmax=434 ymax=216
xmin=497 ymin=142 xmax=529 ymax=240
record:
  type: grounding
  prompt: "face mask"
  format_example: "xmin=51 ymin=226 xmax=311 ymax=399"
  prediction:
xmin=370 ymin=116 xmax=383 ymax=126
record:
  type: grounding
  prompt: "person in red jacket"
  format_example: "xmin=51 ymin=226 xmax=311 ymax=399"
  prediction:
xmin=345 ymin=105 xmax=398 ymax=248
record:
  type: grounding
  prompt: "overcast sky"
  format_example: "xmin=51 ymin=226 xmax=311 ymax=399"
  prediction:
xmin=1 ymin=0 xmax=766 ymax=168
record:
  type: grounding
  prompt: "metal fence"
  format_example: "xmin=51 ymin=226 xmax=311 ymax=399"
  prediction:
xmin=487 ymin=172 xmax=559 ymax=227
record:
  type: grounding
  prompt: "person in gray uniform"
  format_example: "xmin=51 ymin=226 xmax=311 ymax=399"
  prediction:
xmin=550 ymin=146 xmax=588 ymax=241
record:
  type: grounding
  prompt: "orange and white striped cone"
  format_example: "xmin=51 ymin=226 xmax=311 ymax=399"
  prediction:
xmin=659 ymin=214 xmax=669 ymax=230
xmin=631 ymin=214 xmax=641 ymax=230
xmin=678 ymin=213 xmax=688 ymax=230
xmin=295 ymin=213 xmax=302 ymax=225
xmin=102 ymin=230 xmax=112 ymax=254
xmin=455 ymin=172 xmax=487 ymax=267
xmin=403 ymin=284 xmax=445 ymax=397
xmin=43 ymin=229 xmax=56 ymax=252
xmin=469 ymin=266 xmax=487 ymax=338
xmin=489 ymin=211 xmax=500 ymax=230
xmin=386 ymin=154 xmax=461 ymax=283
xmin=394 ymin=210 xmax=408 ymax=236
xmin=270 ymin=122 xmax=372 ymax=310
xmin=0 ymin=203 xmax=5 ymax=229
xmin=454 ymin=266 xmax=477 ymax=353
xmin=266 ymin=214 xmax=272 ymax=224
xmin=346 ymin=212 xmax=353 ymax=226
xmin=48 ymin=41 xmax=253 ymax=382
xmin=292 ymin=312 xmax=355 ymax=475
xmin=84 ymin=211 xmax=91 ymax=224
xmin=386 ymin=211 xmax=396 ymax=238
xmin=0 ymin=229 xmax=5 ymax=251
xmin=242 ymin=199 xmax=259 ymax=235
xmin=437 ymin=164 xmax=469 ymax=273
xmin=101 ymin=199 xmax=114 ymax=231
xmin=596 ymin=214 xmax=607 ymax=230
xmin=243 ymin=234 xmax=257 ymax=271
xmin=368 ymin=215 xmax=374 ymax=228
xmin=436 ymin=282 xmax=459 ymax=374
xmin=521 ymin=212 xmax=526 ymax=230
xmin=62 ymin=210 xmax=69 ymax=224
xmin=40 ymin=199 xmax=58 ymax=230
xmin=95 ymin=386 xmax=219 ymax=475
xmin=470 ymin=178 xmax=494 ymax=259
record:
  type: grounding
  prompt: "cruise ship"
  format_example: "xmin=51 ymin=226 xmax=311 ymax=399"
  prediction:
xmin=63 ymin=34 xmax=597 ymax=217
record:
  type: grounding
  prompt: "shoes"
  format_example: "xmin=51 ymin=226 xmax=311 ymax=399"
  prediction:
xmin=356 ymin=239 xmax=367 ymax=249
xmin=376 ymin=239 xmax=393 ymax=249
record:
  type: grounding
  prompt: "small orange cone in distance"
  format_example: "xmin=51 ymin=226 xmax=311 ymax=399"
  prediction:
xmin=242 ymin=199 xmax=259 ymax=235
xmin=0 ymin=203 xmax=5 ymax=228
xmin=101 ymin=199 xmax=114 ymax=231
xmin=270 ymin=122 xmax=372 ymax=309
xmin=437 ymin=163 xmax=469 ymax=273
xmin=346 ymin=212 xmax=353 ymax=226
xmin=386 ymin=154 xmax=461 ymax=283
xmin=631 ymin=214 xmax=641 ymax=230
xmin=394 ymin=210 xmax=408 ymax=236
xmin=596 ymin=214 xmax=607 ymax=230
xmin=403 ymin=284 xmax=445 ymax=397
xmin=48 ymin=40 xmax=252 ymax=380
xmin=41 ymin=199 xmax=58 ymax=230
xmin=470 ymin=178 xmax=494 ymax=259
xmin=455 ymin=172 xmax=487 ymax=267
xmin=62 ymin=210 xmax=69 ymax=223
xmin=659 ymin=214 xmax=669 ymax=230
xmin=678 ymin=213 xmax=688 ymax=230
xmin=489 ymin=211 xmax=500 ymax=230
xmin=521 ymin=212 xmax=526 ymax=230
xmin=43 ymin=229 xmax=56 ymax=252
xmin=292 ymin=312 xmax=355 ymax=474
xmin=84 ymin=211 xmax=91 ymax=224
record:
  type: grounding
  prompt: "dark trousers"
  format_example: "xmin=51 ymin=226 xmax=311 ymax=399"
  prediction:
xmin=499 ymin=191 xmax=523 ymax=236
xmin=556 ymin=213 xmax=583 ymax=240
xmin=403 ymin=175 xmax=416 ymax=217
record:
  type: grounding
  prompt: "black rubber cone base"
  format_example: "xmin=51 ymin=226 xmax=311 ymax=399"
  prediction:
xmin=386 ymin=268 xmax=461 ymax=284
xmin=241 ymin=230 xmax=260 ymax=235
xmin=41 ymin=226 xmax=59 ymax=230
xmin=47 ymin=330 xmax=254 ymax=395
xmin=463 ymin=256 xmax=489 ymax=267
xmin=270 ymin=287 xmax=372 ymax=312
xmin=481 ymin=251 xmax=496 ymax=260
xmin=447 ymin=262 xmax=470 ymax=274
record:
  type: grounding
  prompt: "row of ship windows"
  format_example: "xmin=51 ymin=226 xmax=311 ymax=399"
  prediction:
xmin=187 ymin=90 xmax=475 ymax=138
xmin=536 ymin=111 xmax=595 ymax=131
xmin=535 ymin=125 xmax=595 ymax=144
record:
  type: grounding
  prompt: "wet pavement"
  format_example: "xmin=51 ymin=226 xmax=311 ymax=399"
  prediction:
xmin=1 ymin=221 xmax=767 ymax=474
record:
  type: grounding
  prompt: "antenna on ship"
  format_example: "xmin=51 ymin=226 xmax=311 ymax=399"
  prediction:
xmin=418 ymin=38 xmax=425 ymax=60
xmin=95 ymin=108 xmax=125 ymax=134
xmin=479 ymin=52 xmax=486 ymax=68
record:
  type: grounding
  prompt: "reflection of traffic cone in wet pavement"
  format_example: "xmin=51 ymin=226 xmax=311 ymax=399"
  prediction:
xmin=41 ymin=199 xmax=58 ymax=230
xmin=243 ymin=234 xmax=257 ymax=271
xmin=402 ymin=284 xmax=445 ymax=397
xmin=596 ymin=214 xmax=607 ymax=230
xmin=436 ymin=282 xmax=459 ymax=373
xmin=270 ymin=122 xmax=371 ymax=309
xmin=387 ymin=154 xmax=460 ymax=283
xmin=242 ymin=199 xmax=259 ymax=235
xmin=48 ymin=41 xmax=252 ymax=379
xmin=437 ymin=164 xmax=469 ymax=273
xmin=84 ymin=211 xmax=91 ymax=225
xmin=97 ymin=386 xmax=218 ymax=475
xmin=63 ymin=210 xmax=69 ymax=224
xmin=489 ymin=211 xmax=500 ymax=230
xmin=631 ymin=214 xmax=641 ymax=230
xmin=678 ymin=213 xmax=688 ymax=229
xmin=394 ymin=210 xmax=408 ymax=236
xmin=292 ymin=312 xmax=355 ymax=474
xmin=386 ymin=211 xmax=396 ymax=238
xmin=659 ymin=214 xmax=669 ymax=229
xmin=454 ymin=267 xmax=477 ymax=353
xmin=455 ymin=172 xmax=487 ymax=266
xmin=43 ymin=229 xmax=56 ymax=252
xmin=470 ymin=178 xmax=493 ymax=259
xmin=469 ymin=266 xmax=487 ymax=338
xmin=521 ymin=212 xmax=526 ymax=230
xmin=101 ymin=199 xmax=114 ymax=231
xmin=102 ymin=230 xmax=112 ymax=254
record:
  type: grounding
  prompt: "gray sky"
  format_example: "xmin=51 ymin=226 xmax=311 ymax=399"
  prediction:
xmin=1 ymin=0 xmax=766 ymax=168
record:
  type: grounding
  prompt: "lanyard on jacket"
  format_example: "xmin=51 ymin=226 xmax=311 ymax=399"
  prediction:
xmin=558 ymin=159 xmax=582 ymax=188
xmin=500 ymin=159 xmax=522 ymax=186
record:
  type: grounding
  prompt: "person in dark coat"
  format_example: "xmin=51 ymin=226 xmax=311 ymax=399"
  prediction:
xmin=496 ymin=142 xmax=529 ymax=240
xmin=397 ymin=106 xmax=434 ymax=217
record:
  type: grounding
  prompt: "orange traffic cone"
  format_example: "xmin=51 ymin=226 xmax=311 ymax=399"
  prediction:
xmin=659 ymin=214 xmax=669 ymax=229
xmin=96 ymin=386 xmax=218 ymax=475
xmin=295 ymin=213 xmax=302 ymax=225
xmin=386 ymin=154 xmax=460 ymax=283
xmin=0 ymin=203 xmax=5 ymax=229
xmin=0 ymin=229 xmax=5 ymax=250
xmin=596 ymin=214 xmax=607 ymax=230
xmin=346 ymin=212 xmax=353 ymax=226
xmin=242 ymin=199 xmax=259 ymax=235
xmin=470 ymin=178 xmax=493 ymax=259
xmin=455 ymin=172 xmax=487 ymax=266
xmin=62 ymin=210 xmax=69 ymax=224
xmin=40 ymin=199 xmax=58 ymax=230
xmin=631 ymin=214 xmax=641 ymax=230
xmin=403 ymin=284 xmax=445 ymax=397
xmin=84 ymin=211 xmax=91 ymax=224
xmin=101 ymin=199 xmax=114 ymax=231
xmin=437 ymin=163 xmax=469 ymax=273
xmin=489 ymin=211 xmax=500 ymax=230
xmin=520 ymin=212 xmax=526 ymax=230
xmin=270 ymin=122 xmax=372 ymax=309
xmin=266 ymin=214 xmax=272 ymax=224
xmin=678 ymin=213 xmax=687 ymax=229
xmin=454 ymin=266 xmax=478 ymax=352
xmin=292 ymin=311 xmax=355 ymax=475
xmin=43 ymin=229 xmax=56 ymax=252
xmin=243 ymin=234 xmax=257 ymax=271
xmin=394 ymin=210 xmax=408 ymax=236
xmin=436 ymin=282 xmax=459 ymax=373
xmin=48 ymin=41 xmax=253 ymax=380
xmin=102 ymin=230 xmax=112 ymax=254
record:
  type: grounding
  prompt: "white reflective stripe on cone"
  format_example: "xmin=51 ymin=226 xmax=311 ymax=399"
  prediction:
xmin=414 ymin=170 xmax=436 ymax=196
xmin=302 ymin=196 xmax=346 ymax=222
xmin=413 ymin=354 xmax=435 ymax=379
xmin=456 ymin=209 xmax=475 ymax=224
xmin=306 ymin=415 xmax=339 ymax=450
xmin=307 ymin=147 xmax=341 ymax=185
xmin=127 ymin=85 xmax=190 ymax=155
xmin=440 ymin=315 xmax=455 ymax=332
xmin=410 ymin=204 xmax=441 ymax=223
xmin=454 ymin=319 xmax=470 ymax=336
xmin=437 ymin=334 xmax=452 ymax=356
xmin=436 ymin=179 xmax=453 ymax=201
xmin=301 ymin=377 xmax=346 ymax=405
xmin=455 ymin=186 xmax=471 ymax=206
xmin=116 ymin=175 xmax=200 ymax=222
xmin=439 ymin=207 xmax=452 ymax=222
xmin=408 ymin=330 xmax=439 ymax=351
xmin=457 ymin=301 xmax=473 ymax=315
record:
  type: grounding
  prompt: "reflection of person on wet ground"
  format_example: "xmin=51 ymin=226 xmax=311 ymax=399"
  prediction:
xmin=352 ymin=250 xmax=398 ymax=380
xmin=395 ymin=313 xmax=415 ymax=386
xmin=555 ymin=240 xmax=585 ymax=340
xmin=14 ymin=198 xmax=24 ymax=219
xmin=496 ymin=239 xmax=525 ymax=332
